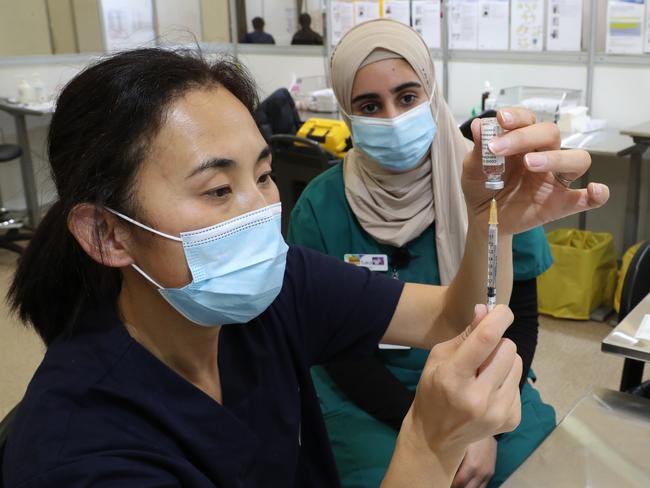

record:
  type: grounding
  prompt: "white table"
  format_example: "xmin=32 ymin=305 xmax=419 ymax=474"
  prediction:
xmin=0 ymin=99 xmax=55 ymax=226
xmin=602 ymin=292 xmax=650 ymax=391
xmin=503 ymin=388 xmax=650 ymax=487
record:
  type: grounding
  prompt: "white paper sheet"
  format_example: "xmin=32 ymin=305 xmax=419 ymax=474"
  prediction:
xmin=546 ymin=0 xmax=583 ymax=51
xmin=478 ymin=0 xmax=510 ymax=50
xmin=606 ymin=0 xmax=645 ymax=54
xmin=354 ymin=1 xmax=381 ymax=25
xmin=510 ymin=0 xmax=544 ymax=51
xmin=411 ymin=1 xmax=441 ymax=48
xmin=449 ymin=0 xmax=479 ymax=50
xmin=646 ymin=0 xmax=650 ymax=52
xmin=100 ymin=0 xmax=156 ymax=52
xmin=383 ymin=1 xmax=411 ymax=25
xmin=331 ymin=1 xmax=355 ymax=45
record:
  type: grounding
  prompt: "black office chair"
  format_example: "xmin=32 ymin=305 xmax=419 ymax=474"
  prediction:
xmin=618 ymin=240 xmax=650 ymax=392
xmin=254 ymin=88 xmax=303 ymax=142
xmin=269 ymin=134 xmax=340 ymax=236
xmin=0 ymin=144 xmax=33 ymax=254
xmin=0 ymin=403 xmax=20 ymax=486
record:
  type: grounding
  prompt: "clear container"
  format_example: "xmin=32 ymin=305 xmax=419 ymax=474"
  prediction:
xmin=481 ymin=118 xmax=505 ymax=191
xmin=492 ymin=86 xmax=583 ymax=123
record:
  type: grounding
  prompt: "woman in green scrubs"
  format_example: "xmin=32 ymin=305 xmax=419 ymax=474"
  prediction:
xmin=288 ymin=19 xmax=556 ymax=488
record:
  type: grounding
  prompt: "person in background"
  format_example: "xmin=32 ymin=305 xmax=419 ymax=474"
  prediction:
xmin=291 ymin=13 xmax=323 ymax=46
xmin=288 ymin=19 xmax=558 ymax=488
xmin=240 ymin=17 xmax=275 ymax=45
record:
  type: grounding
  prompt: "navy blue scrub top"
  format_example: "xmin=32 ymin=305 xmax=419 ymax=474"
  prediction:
xmin=3 ymin=246 xmax=404 ymax=487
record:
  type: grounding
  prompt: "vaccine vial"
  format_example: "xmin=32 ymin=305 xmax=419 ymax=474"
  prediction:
xmin=481 ymin=117 xmax=505 ymax=191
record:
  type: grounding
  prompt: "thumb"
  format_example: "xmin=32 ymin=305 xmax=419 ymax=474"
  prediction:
xmin=455 ymin=304 xmax=489 ymax=347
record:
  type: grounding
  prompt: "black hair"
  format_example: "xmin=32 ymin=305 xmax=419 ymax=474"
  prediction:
xmin=252 ymin=17 xmax=265 ymax=30
xmin=7 ymin=48 xmax=259 ymax=345
xmin=299 ymin=13 xmax=311 ymax=28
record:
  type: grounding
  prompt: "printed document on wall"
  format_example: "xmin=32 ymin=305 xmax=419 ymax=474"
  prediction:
xmin=412 ymin=1 xmax=441 ymax=48
xmin=478 ymin=0 xmax=509 ymax=50
xmin=511 ymin=0 xmax=544 ymax=51
xmin=606 ymin=0 xmax=645 ymax=54
xmin=546 ymin=0 xmax=583 ymax=51
xmin=331 ymin=1 xmax=354 ymax=45
xmin=100 ymin=0 xmax=155 ymax=52
xmin=449 ymin=0 xmax=479 ymax=49
xmin=643 ymin=1 xmax=650 ymax=53
xmin=354 ymin=1 xmax=381 ymax=25
xmin=383 ymin=1 xmax=411 ymax=25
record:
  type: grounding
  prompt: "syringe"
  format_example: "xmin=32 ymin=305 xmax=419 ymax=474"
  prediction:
xmin=487 ymin=198 xmax=498 ymax=311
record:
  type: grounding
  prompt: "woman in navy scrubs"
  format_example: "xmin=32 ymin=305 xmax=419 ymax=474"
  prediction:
xmin=2 ymin=49 xmax=606 ymax=487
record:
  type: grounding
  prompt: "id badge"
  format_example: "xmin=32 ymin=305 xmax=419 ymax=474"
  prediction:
xmin=344 ymin=254 xmax=389 ymax=272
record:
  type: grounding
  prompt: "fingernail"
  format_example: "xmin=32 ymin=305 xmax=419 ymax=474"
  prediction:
xmin=525 ymin=153 xmax=547 ymax=169
xmin=488 ymin=137 xmax=509 ymax=154
xmin=501 ymin=111 xmax=513 ymax=124
xmin=592 ymin=183 xmax=603 ymax=196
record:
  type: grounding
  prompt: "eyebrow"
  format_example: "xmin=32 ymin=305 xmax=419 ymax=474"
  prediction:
xmin=351 ymin=81 xmax=423 ymax=105
xmin=186 ymin=145 xmax=271 ymax=179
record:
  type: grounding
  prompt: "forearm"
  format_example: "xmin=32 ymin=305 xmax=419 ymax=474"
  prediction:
xmin=441 ymin=218 xmax=513 ymax=337
xmin=382 ymin=413 xmax=465 ymax=487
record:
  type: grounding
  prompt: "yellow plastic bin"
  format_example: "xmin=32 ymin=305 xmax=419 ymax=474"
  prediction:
xmin=538 ymin=229 xmax=617 ymax=320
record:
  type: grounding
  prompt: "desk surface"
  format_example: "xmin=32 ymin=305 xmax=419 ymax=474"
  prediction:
xmin=0 ymin=99 xmax=54 ymax=116
xmin=602 ymin=292 xmax=650 ymax=362
xmin=503 ymin=388 xmax=650 ymax=487
xmin=621 ymin=121 xmax=650 ymax=140
xmin=560 ymin=129 xmax=636 ymax=157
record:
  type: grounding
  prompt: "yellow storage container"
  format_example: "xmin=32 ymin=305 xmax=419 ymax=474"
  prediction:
xmin=614 ymin=242 xmax=643 ymax=314
xmin=297 ymin=118 xmax=352 ymax=158
xmin=538 ymin=229 xmax=618 ymax=320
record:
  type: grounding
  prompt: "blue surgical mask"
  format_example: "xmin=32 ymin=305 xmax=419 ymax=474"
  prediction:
xmin=107 ymin=203 xmax=288 ymax=327
xmin=346 ymin=98 xmax=437 ymax=172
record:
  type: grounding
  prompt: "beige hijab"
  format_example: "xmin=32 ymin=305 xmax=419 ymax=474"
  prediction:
xmin=331 ymin=18 xmax=470 ymax=285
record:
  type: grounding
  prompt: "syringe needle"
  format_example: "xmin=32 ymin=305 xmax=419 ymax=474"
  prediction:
xmin=487 ymin=198 xmax=498 ymax=311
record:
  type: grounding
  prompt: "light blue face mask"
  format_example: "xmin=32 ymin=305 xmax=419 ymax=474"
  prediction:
xmin=107 ymin=203 xmax=288 ymax=327
xmin=346 ymin=97 xmax=437 ymax=172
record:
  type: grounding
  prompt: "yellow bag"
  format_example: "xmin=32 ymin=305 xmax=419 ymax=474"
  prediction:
xmin=297 ymin=118 xmax=351 ymax=158
xmin=613 ymin=242 xmax=643 ymax=314
xmin=538 ymin=229 xmax=618 ymax=320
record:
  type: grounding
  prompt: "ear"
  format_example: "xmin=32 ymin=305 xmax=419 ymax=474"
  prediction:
xmin=67 ymin=203 xmax=135 ymax=268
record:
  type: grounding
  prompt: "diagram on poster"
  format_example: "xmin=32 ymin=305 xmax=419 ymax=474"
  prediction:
xmin=606 ymin=0 xmax=645 ymax=54
xmin=331 ymin=1 xmax=354 ymax=45
xmin=100 ymin=0 xmax=155 ymax=52
xmin=354 ymin=1 xmax=381 ymax=25
xmin=547 ymin=0 xmax=583 ymax=51
xmin=383 ymin=1 xmax=411 ymax=25
xmin=449 ymin=0 xmax=479 ymax=50
xmin=411 ymin=1 xmax=441 ymax=48
xmin=511 ymin=0 xmax=544 ymax=51
xmin=478 ymin=0 xmax=509 ymax=50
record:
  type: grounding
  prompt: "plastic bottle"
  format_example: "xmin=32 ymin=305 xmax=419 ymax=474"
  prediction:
xmin=18 ymin=79 xmax=33 ymax=104
xmin=32 ymin=73 xmax=45 ymax=103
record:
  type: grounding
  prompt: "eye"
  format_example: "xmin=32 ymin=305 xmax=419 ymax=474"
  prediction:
xmin=401 ymin=93 xmax=418 ymax=106
xmin=205 ymin=185 xmax=232 ymax=198
xmin=360 ymin=103 xmax=380 ymax=114
xmin=258 ymin=171 xmax=273 ymax=185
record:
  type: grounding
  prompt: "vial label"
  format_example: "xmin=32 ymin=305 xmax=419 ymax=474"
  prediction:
xmin=481 ymin=118 xmax=504 ymax=167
